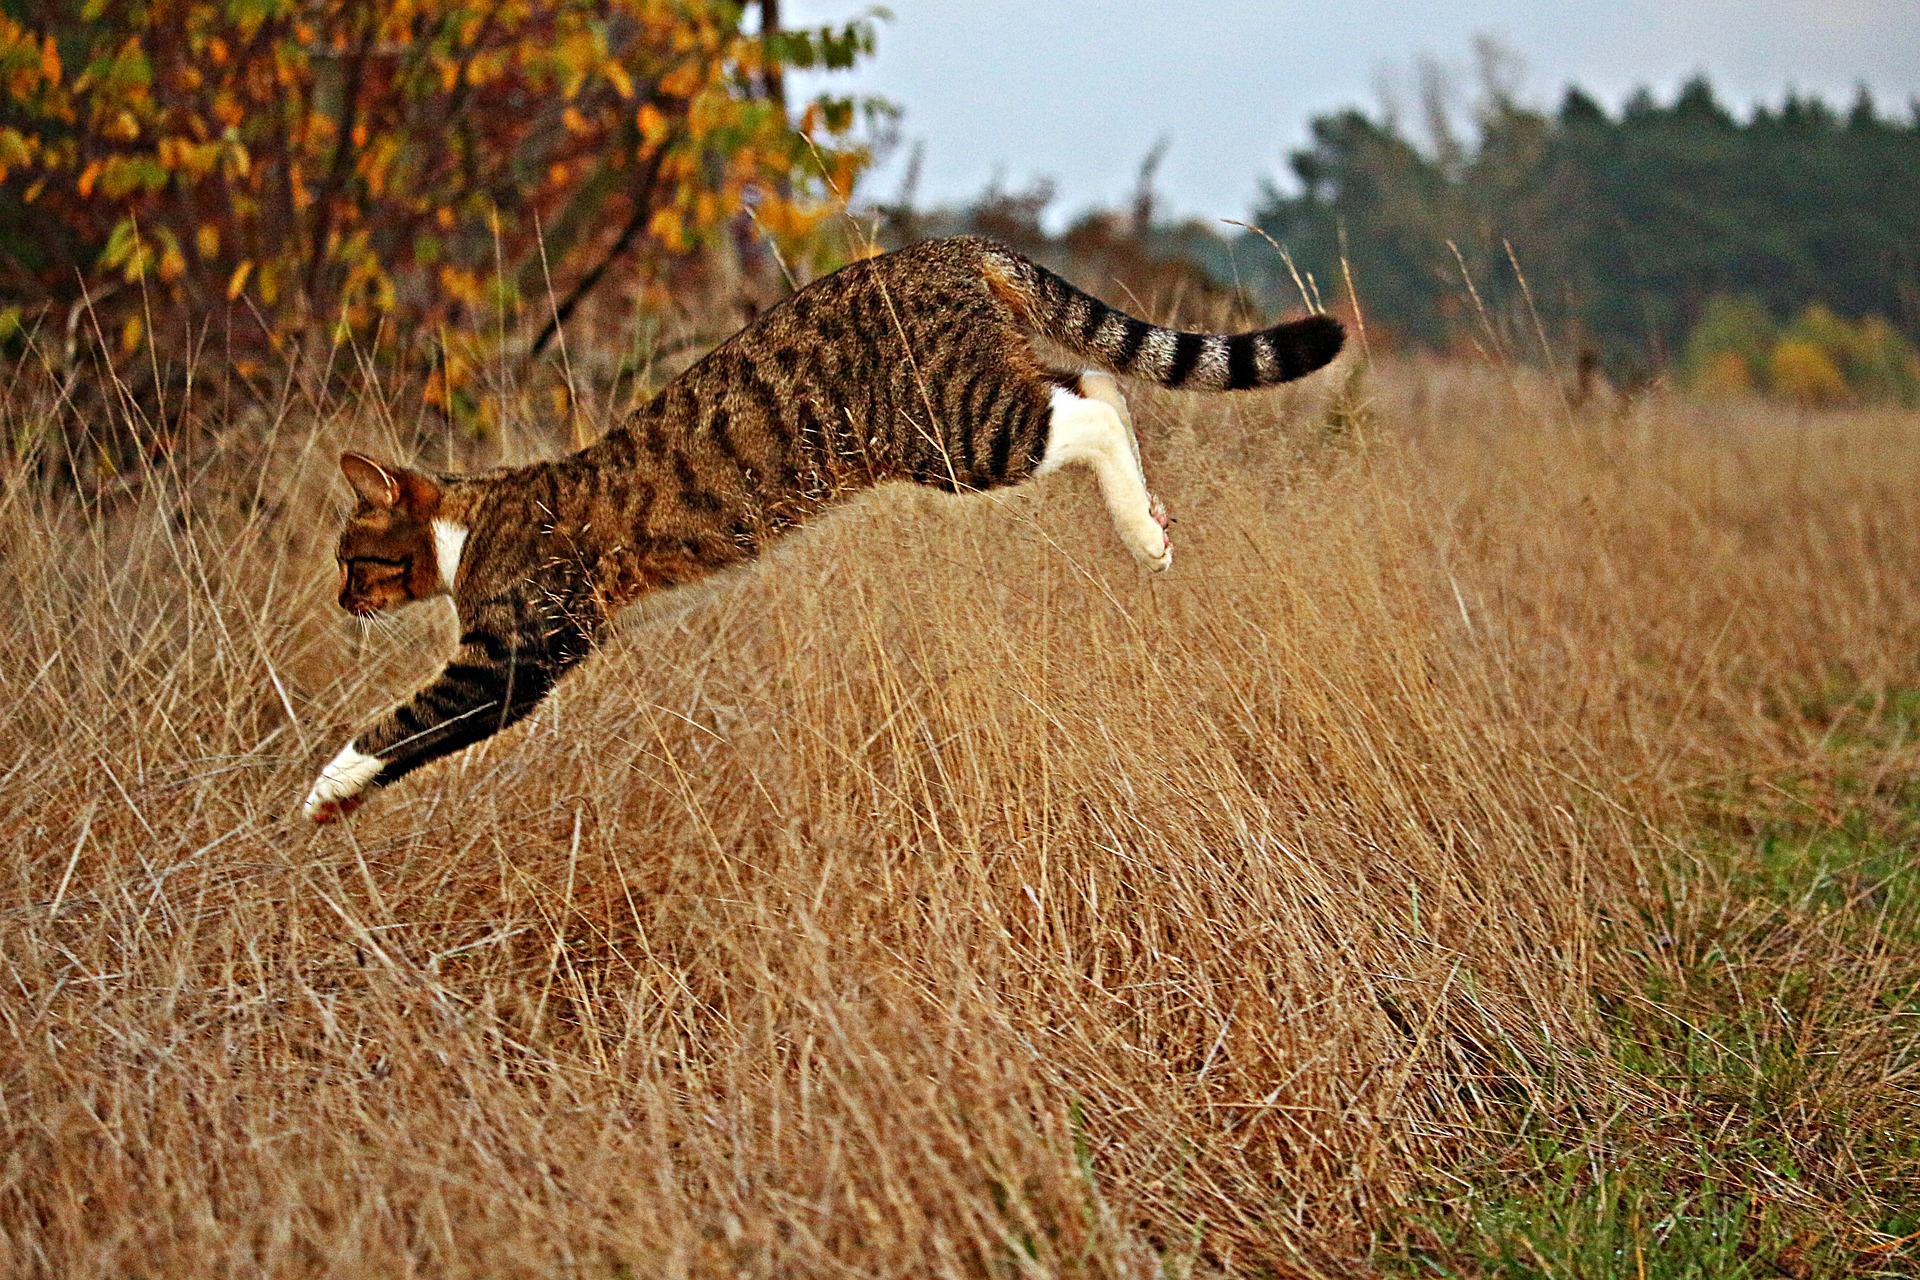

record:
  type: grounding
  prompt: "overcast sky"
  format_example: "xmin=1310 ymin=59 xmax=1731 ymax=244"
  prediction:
xmin=786 ymin=0 xmax=1920 ymax=229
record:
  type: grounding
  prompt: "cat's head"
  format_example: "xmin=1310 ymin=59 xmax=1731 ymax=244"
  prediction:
xmin=334 ymin=453 xmax=446 ymax=616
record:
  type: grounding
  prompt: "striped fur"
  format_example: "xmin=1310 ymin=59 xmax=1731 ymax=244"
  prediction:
xmin=310 ymin=237 xmax=1343 ymax=818
xmin=978 ymin=242 xmax=1346 ymax=392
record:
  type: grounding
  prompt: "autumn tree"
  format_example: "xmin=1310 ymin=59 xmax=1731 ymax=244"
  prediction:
xmin=0 ymin=0 xmax=883 ymax=434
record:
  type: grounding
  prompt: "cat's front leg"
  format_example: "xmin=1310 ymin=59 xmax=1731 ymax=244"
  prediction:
xmin=304 ymin=742 xmax=385 ymax=823
xmin=303 ymin=609 xmax=596 ymax=823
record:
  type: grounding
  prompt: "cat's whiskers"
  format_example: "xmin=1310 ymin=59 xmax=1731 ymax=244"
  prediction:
xmin=352 ymin=612 xmax=405 ymax=645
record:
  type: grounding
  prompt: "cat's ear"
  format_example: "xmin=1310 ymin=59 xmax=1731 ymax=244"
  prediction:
xmin=341 ymin=453 xmax=400 ymax=508
xmin=341 ymin=453 xmax=440 ymax=511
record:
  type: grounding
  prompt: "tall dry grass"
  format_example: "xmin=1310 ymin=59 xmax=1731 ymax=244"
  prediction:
xmin=1 ymin=355 xmax=1916 ymax=1277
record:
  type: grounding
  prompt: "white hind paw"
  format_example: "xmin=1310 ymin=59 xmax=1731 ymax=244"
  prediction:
xmin=1126 ymin=518 xmax=1173 ymax=573
xmin=1127 ymin=493 xmax=1172 ymax=572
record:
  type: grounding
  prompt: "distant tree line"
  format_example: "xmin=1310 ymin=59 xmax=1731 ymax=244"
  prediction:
xmin=1251 ymin=71 xmax=1920 ymax=386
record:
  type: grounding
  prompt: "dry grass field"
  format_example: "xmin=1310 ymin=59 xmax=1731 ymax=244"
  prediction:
xmin=1 ymin=350 xmax=1917 ymax=1277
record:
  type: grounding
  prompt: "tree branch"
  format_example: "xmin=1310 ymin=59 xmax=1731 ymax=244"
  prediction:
xmin=530 ymin=148 xmax=666 ymax=358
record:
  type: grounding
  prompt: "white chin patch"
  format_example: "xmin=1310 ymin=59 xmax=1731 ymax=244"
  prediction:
xmin=431 ymin=519 xmax=469 ymax=593
xmin=303 ymin=741 xmax=384 ymax=821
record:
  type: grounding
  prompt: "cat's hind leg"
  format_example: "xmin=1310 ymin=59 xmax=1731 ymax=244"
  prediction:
xmin=1075 ymin=370 xmax=1137 ymax=464
xmin=1036 ymin=384 xmax=1172 ymax=572
xmin=1075 ymin=370 xmax=1169 ymax=534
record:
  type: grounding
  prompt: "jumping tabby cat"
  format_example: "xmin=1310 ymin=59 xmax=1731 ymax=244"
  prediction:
xmin=304 ymin=235 xmax=1344 ymax=821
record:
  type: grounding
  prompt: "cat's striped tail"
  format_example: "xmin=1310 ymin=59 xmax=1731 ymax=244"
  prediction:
xmin=977 ymin=241 xmax=1345 ymax=392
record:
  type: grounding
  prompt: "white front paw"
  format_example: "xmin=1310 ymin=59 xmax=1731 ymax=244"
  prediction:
xmin=303 ymin=742 xmax=383 ymax=824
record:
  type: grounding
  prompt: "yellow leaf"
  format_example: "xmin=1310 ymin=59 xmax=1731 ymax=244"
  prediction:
xmin=0 ymin=126 xmax=31 ymax=180
xmin=40 ymin=34 xmax=60 ymax=85
xmin=647 ymin=206 xmax=683 ymax=249
xmin=76 ymin=159 xmax=100 ymax=197
xmin=121 ymin=313 xmax=143 ymax=353
xmin=659 ymin=61 xmax=700 ymax=98
xmin=218 ymin=130 xmax=250 ymax=178
xmin=227 ymin=260 xmax=253 ymax=299
xmin=604 ymin=62 xmax=633 ymax=99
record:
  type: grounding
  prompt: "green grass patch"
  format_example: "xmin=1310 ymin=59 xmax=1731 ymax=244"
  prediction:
xmin=1379 ymin=694 xmax=1920 ymax=1278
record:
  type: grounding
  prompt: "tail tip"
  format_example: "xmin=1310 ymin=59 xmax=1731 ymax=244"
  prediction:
xmin=1291 ymin=313 xmax=1347 ymax=374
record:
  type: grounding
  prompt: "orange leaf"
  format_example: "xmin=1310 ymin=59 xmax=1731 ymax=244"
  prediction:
xmin=637 ymin=102 xmax=669 ymax=149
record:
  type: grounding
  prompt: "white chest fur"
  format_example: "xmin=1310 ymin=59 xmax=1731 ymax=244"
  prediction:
xmin=431 ymin=519 xmax=469 ymax=593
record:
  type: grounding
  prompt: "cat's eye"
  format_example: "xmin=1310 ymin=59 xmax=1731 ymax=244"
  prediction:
xmin=342 ymin=556 xmax=410 ymax=584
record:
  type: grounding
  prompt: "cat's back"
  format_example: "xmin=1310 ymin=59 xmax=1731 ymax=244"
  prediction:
xmin=794 ymin=235 xmax=999 ymax=300
xmin=668 ymin=236 xmax=1019 ymax=407
xmin=745 ymin=235 xmax=1005 ymax=341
